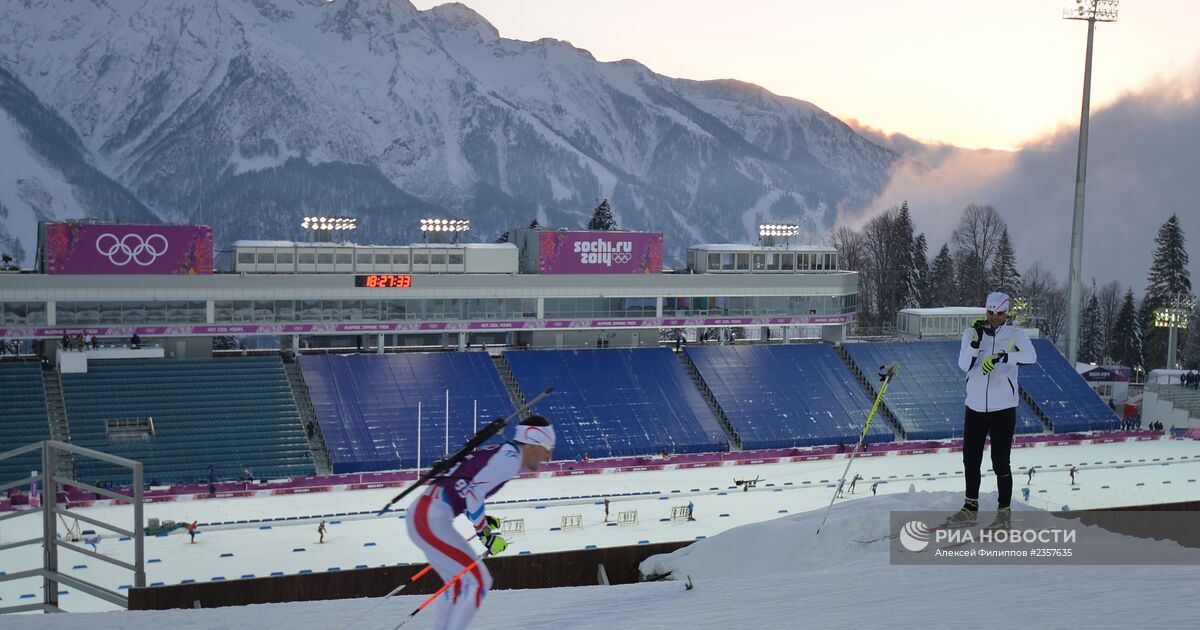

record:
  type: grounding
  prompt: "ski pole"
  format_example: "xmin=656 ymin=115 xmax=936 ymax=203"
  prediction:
xmin=394 ymin=551 xmax=491 ymax=630
xmin=378 ymin=387 xmax=553 ymax=515
xmin=337 ymin=532 xmax=486 ymax=630
xmin=816 ymin=363 xmax=898 ymax=534
xmin=337 ymin=576 xmax=419 ymax=630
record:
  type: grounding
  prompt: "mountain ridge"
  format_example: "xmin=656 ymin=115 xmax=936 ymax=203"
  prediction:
xmin=0 ymin=0 xmax=896 ymax=265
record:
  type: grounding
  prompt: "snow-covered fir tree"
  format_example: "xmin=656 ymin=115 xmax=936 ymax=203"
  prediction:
xmin=913 ymin=233 xmax=929 ymax=308
xmin=1110 ymin=289 xmax=1143 ymax=368
xmin=587 ymin=200 xmax=617 ymax=231
xmin=990 ymin=227 xmax=1021 ymax=297
xmin=1142 ymin=214 xmax=1192 ymax=369
xmin=928 ymin=244 xmax=956 ymax=308
xmin=956 ymin=250 xmax=986 ymax=307
xmin=1145 ymin=214 xmax=1192 ymax=305
xmin=894 ymin=202 xmax=919 ymax=309
xmin=1079 ymin=283 xmax=1104 ymax=363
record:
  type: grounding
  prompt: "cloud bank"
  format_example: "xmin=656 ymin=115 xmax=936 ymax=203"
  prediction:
xmin=845 ymin=60 xmax=1200 ymax=295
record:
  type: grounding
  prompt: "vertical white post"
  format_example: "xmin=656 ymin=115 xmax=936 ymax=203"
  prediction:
xmin=133 ymin=461 xmax=145 ymax=587
xmin=445 ymin=389 xmax=450 ymax=455
xmin=417 ymin=401 xmax=422 ymax=471
xmin=474 ymin=399 xmax=478 ymax=435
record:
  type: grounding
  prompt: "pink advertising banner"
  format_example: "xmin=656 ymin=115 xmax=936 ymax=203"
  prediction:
xmin=43 ymin=223 xmax=214 ymax=275
xmin=538 ymin=231 xmax=663 ymax=274
xmin=0 ymin=313 xmax=857 ymax=339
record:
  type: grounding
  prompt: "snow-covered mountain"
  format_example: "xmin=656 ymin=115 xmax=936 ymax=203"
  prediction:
xmin=0 ymin=0 xmax=896 ymax=264
xmin=0 ymin=66 xmax=155 ymax=263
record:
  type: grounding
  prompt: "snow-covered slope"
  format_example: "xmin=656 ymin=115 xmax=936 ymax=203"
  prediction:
xmin=0 ymin=66 xmax=156 ymax=262
xmin=0 ymin=0 xmax=896 ymax=264
xmin=12 ymin=489 xmax=1199 ymax=629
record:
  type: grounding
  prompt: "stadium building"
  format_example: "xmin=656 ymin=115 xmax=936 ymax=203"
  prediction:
xmin=0 ymin=222 xmax=854 ymax=354
xmin=0 ymin=220 xmax=1122 ymax=485
xmin=0 ymin=220 xmax=1153 ymax=618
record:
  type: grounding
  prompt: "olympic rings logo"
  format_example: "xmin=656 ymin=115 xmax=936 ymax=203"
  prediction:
xmin=95 ymin=233 xmax=169 ymax=267
xmin=612 ymin=253 xmax=632 ymax=264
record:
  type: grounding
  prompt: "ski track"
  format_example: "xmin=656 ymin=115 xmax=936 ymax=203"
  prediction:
xmin=1 ymin=438 xmax=1197 ymax=626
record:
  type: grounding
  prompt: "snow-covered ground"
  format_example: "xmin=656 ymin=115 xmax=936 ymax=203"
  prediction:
xmin=3 ymin=438 xmax=1199 ymax=625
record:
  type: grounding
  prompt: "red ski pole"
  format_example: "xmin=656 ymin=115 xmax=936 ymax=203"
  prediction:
xmin=394 ymin=552 xmax=491 ymax=630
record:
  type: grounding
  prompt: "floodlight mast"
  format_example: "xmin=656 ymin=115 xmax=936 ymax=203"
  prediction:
xmin=1063 ymin=0 xmax=1118 ymax=364
xmin=1154 ymin=295 xmax=1196 ymax=369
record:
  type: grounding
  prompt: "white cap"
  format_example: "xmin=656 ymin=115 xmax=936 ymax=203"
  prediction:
xmin=513 ymin=423 xmax=555 ymax=449
xmin=985 ymin=292 xmax=1011 ymax=313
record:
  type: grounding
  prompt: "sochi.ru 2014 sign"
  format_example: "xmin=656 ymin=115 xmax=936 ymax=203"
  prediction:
xmin=538 ymin=231 xmax=663 ymax=274
xmin=43 ymin=223 xmax=214 ymax=275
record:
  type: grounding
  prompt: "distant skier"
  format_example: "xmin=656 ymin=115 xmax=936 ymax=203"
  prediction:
xmin=870 ymin=481 xmax=879 ymax=496
xmin=318 ymin=519 xmax=327 ymax=543
xmin=1021 ymin=486 xmax=1031 ymax=502
xmin=1026 ymin=466 xmax=1036 ymax=485
xmin=186 ymin=520 xmax=198 ymax=544
xmin=848 ymin=474 xmax=862 ymax=495
xmin=603 ymin=497 xmax=610 ymax=522
xmin=407 ymin=416 xmax=555 ymax=630
xmin=687 ymin=500 xmax=696 ymax=521
xmin=1069 ymin=466 xmax=1078 ymax=486
xmin=944 ymin=292 xmax=1037 ymax=531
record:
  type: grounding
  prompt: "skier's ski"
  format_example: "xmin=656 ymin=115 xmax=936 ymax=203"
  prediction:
xmin=856 ymin=517 xmax=1026 ymax=545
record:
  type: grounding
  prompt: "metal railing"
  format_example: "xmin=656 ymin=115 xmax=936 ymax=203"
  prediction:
xmin=0 ymin=441 xmax=144 ymax=614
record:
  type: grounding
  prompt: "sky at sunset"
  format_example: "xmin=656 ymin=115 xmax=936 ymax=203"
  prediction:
xmin=411 ymin=0 xmax=1200 ymax=293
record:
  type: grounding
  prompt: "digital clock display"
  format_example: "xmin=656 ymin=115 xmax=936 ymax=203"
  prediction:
xmin=355 ymin=274 xmax=413 ymax=288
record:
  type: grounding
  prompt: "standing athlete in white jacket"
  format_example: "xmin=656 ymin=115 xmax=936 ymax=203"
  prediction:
xmin=944 ymin=292 xmax=1037 ymax=530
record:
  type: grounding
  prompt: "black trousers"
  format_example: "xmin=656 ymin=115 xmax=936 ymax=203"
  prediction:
xmin=962 ymin=406 xmax=1016 ymax=509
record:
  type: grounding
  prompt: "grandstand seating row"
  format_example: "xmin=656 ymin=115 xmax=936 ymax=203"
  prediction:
xmin=0 ymin=363 xmax=51 ymax=484
xmin=1021 ymin=339 xmax=1121 ymax=433
xmin=2 ymin=337 xmax=1121 ymax=482
xmin=840 ymin=341 xmax=1045 ymax=439
xmin=60 ymin=357 xmax=314 ymax=484
xmin=684 ymin=345 xmax=892 ymax=449
xmin=299 ymin=352 xmax=515 ymax=473
xmin=503 ymin=348 xmax=729 ymax=459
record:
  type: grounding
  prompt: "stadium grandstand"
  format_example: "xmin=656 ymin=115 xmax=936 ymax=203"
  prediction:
xmin=0 ymin=220 xmax=1132 ymax=490
xmin=503 ymin=347 xmax=729 ymax=459
xmin=841 ymin=341 xmax=1047 ymax=439
xmin=299 ymin=352 xmax=514 ymax=473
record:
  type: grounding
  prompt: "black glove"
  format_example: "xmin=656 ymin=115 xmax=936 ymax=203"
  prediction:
xmin=970 ymin=318 xmax=985 ymax=349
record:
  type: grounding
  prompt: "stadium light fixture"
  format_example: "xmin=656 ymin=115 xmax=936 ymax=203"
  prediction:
xmin=301 ymin=216 xmax=357 ymax=242
xmin=759 ymin=223 xmax=800 ymax=247
xmin=1062 ymin=0 xmax=1118 ymax=366
xmin=1153 ymin=294 xmax=1196 ymax=369
xmin=420 ymin=218 xmax=471 ymax=243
